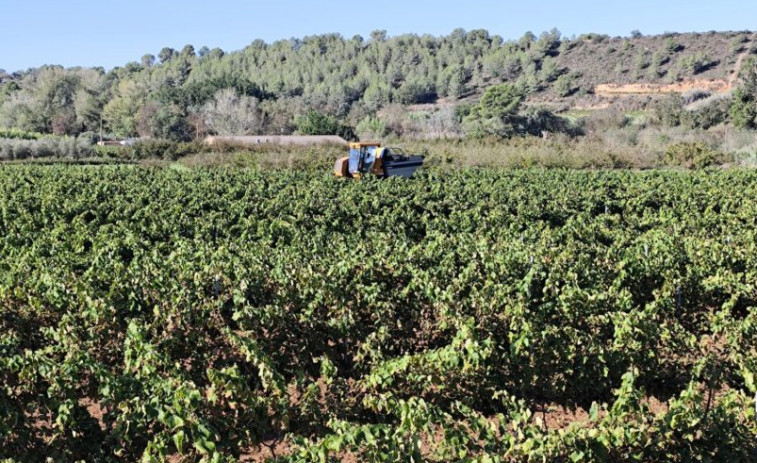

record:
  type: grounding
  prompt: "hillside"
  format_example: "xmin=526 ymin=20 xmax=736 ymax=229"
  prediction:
xmin=543 ymin=30 xmax=756 ymax=107
xmin=0 ymin=29 xmax=755 ymax=141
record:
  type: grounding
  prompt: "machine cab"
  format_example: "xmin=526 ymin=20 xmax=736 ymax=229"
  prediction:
xmin=348 ymin=142 xmax=382 ymax=177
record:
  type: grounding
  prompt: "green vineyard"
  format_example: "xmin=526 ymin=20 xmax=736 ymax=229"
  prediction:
xmin=1 ymin=166 xmax=756 ymax=462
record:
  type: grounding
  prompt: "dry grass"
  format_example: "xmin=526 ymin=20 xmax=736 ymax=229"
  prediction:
xmin=176 ymin=143 xmax=345 ymax=170
xmin=162 ymin=126 xmax=757 ymax=171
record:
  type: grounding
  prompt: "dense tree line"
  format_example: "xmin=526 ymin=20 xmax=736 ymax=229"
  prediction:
xmin=0 ymin=29 xmax=755 ymax=141
xmin=0 ymin=29 xmax=574 ymax=140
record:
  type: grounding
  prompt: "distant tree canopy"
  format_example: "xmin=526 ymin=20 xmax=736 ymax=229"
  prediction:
xmin=0 ymin=66 xmax=105 ymax=135
xmin=201 ymin=89 xmax=263 ymax=136
xmin=462 ymin=83 xmax=578 ymax=138
xmin=158 ymin=47 xmax=176 ymax=64
xmin=463 ymin=83 xmax=526 ymax=137
xmin=0 ymin=28 xmax=751 ymax=140
xmin=2 ymin=28 xmax=570 ymax=139
xmin=141 ymin=54 xmax=156 ymax=68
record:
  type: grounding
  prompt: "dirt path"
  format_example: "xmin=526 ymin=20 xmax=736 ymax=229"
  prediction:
xmin=595 ymin=79 xmax=729 ymax=97
xmin=728 ymin=34 xmax=755 ymax=89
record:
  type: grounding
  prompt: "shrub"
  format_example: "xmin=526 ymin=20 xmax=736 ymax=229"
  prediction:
xmin=730 ymin=35 xmax=750 ymax=50
xmin=0 ymin=141 xmax=11 ymax=160
xmin=682 ymin=90 xmax=711 ymax=105
xmin=0 ymin=136 xmax=94 ymax=160
xmin=0 ymin=128 xmax=44 ymax=140
xmin=94 ymin=145 xmax=127 ymax=159
xmin=584 ymin=108 xmax=634 ymax=132
xmin=295 ymin=111 xmax=355 ymax=140
xmin=522 ymin=108 xmax=583 ymax=137
xmin=682 ymin=96 xmax=732 ymax=129
xmin=663 ymin=142 xmax=724 ymax=168
xmin=665 ymin=37 xmax=684 ymax=53
xmin=578 ymin=33 xmax=610 ymax=44
xmin=356 ymin=116 xmax=387 ymax=140
xmin=175 ymin=141 xmax=209 ymax=158
xmin=12 ymin=142 xmax=31 ymax=160
xmin=654 ymin=96 xmax=684 ymax=126
xmin=132 ymin=139 xmax=180 ymax=160
xmin=33 ymin=138 xmax=56 ymax=158
xmin=77 ymin=131 xmax=100 ymax=145
xmin=554 ymin=75 xmax=575 ymax=97
xmin=463 ymin=83 xmax=526 ymax=137
xmin=730 ymin=61 xmax=757 ymax=129
xmin=395 ymin=78 xmax=437 ymax=105
xmin=680 ymin=52 xmax=717 ymax=75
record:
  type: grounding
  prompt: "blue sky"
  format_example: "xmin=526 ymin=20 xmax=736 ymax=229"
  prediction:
xmin=2 ymin=0 xmax=755 ymax=73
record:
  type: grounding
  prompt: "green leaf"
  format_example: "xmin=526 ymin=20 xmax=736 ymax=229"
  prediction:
xmin=173 ymin=431 xmax=185 ymax=453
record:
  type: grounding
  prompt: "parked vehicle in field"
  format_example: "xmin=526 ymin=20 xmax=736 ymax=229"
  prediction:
xmin=334 ymin=142 xmax=424 ymax=178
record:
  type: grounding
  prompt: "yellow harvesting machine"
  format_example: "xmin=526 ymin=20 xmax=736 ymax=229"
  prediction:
xmin=334 ymin=142 xmax=424 ymax=178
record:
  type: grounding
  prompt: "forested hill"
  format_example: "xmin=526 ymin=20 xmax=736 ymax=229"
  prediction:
xmin=0 ymin=28 xmax=755 ymax=140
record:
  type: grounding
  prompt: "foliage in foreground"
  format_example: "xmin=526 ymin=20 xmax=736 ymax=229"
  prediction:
xmin=0 ymin=167 xmax=756 ymax=461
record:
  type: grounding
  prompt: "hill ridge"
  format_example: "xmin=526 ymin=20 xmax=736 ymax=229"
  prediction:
xmin=0 ymin=28 xmax=755 ymax=138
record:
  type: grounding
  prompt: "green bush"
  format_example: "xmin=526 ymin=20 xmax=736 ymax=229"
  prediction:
xmin=127 ymin=139 xmax=174 ymax=160
xmin=522 ymin=108 xmax=583 ymax=137
xmin=730 ymin=60 xmax=757 ymax=129
xmin=12 ymin=142 xmax=31 ymax=160
xmin=663 ymin=142 xmax=724 ymax=168
xmin=0 ymin=128 xmax=44 ymax=140
xmin=0 ymin=136 xmax=93 ymax=160
xmin=553 ymin=74 xmax=575 ymax=97
xmin=295 ymin=111 xmax=355 ymax=140
xmin=174 ymin=141 xmax=210 ymax=158
xmin=665 ymin=37 xmax=684 ymax=53
xmin=462 ymin=83 xmax=525 ymax=137
xmin=77 ymin=131 xmax=100 ymax=145
xmin=731 ymin=87 xmax=757 ymax=129
xmin=682 ymin=96 xmax=732 ymax=129
xmin=356 ymin=116 xmax=387 ymax=139
xmin=680 ymin=52 xmax=717 ymax=75
xmin=654 ymin=96 xmax=684 ymax=126
xmin=94 ymin=145 xmax=128 ymax=159
xmin=395 ymin=78 xmax=437 ymax=104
